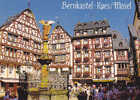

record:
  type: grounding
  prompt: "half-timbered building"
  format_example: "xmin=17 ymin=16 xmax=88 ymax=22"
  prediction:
xmin=0 ymin=9 xmax=42 ymax=93
xmin=72 ymin=20 xmax=130 ymax=83
xmin=48 ymin=25 xmax=72 ymax=87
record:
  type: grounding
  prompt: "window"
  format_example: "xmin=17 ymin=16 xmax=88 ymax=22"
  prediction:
xmin=119 ymin=42 xmax=123 ymax=47
xmin=85 ymin=65 xmax=89 ymax=71
xmin=60 ymin=34 xmax=64 ymax=38
xmin=0 ymin=66 xmax=5 ymax=73
xmin=84 ymin=50 xmax=88 ymax=54
xmin=52 ymin=44 xmax=56 ymax=50
xmin=97 ymin=68 xmax=101 ymax=73
xmin=6 ymin=47 xmax=9 ymax=56
xmin=125 ymin=64 xmax=127 ymax=68
xmin=96 ymin=58 xmax=100 ymax=62
xmin=104 ymin=43 xmax=109 ymax=48
xmin=95 ymin=51 xmax=101 ymax=56
xmin=8 ymin=33 xmax=18 ymax=42
xmin=118 ymin=64 xmax=120 ymax=68
xmin=13 ymin=49 xmax=17 ymax=57
xmin=18 ymin=24 xmax=22 ymax=30
xmin=77 ymin=65 xmax=81 ymax=72
xmin=96 ymin=38 xmax=100 ymax=43
xmin=118 ymin=51 xmax=124 ymax=56
xmin=79 ymin=30 xmax=83 ymax=34
xmin=84 ymin=39 xmax=88 ymax=44
xmin=10 ymin=48 xmax=13 ymax=57
xmin=103 ymin=30 xmax=106 ymax=34
xmin=77 ymin=40 xmax=80 ymax=45
xmin=98 ymin=28 xmax=103 ymax=34
xmin=87 ymin=30 xmax=93 ymax=34
xmin=122 ymin=64 xmax=124 ymax=69
xmin=55 ymin=55 xmax=66 ymax=63
xmin=105 ymin=51 xmax=110 ymax=56
xmin=61 ymin=55 xmax=66 ymax=62
xmin=105 ymin=58 xmax=110 ymax=62
xmin=105 ymin=66 xmax=111 ymax=73
xmin=23 ymin=37 xmax=29 ymax=42
xmin=57 ymin=34 xmax=60 ymax=39
xmin=9 ymin=67 xmax=13 ymax=74
xmin=83 ymin=31 xmax=87 ymax=35
xmin=77 ymin=51 xmax=81 ymax=57
xmin=60 ymin=43 xmax=65 ymax=49
xmin=113 ymin=34 xmax=117 ymax=39
xmin=95 ymin=31 xmax=98 ymax=34
xmin=104 ymin=37 xmax=108 ymax=42
xmin=95 ymin=44 xmax=100 ymax=49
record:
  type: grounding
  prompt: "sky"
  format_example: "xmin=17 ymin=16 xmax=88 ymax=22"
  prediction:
xmin=0 ymin=0 xmax=135 ymax=38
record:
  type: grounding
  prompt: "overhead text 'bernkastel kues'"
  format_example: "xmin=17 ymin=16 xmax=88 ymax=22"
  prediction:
xmin=61 ymin=1 xmax=131 ymax=10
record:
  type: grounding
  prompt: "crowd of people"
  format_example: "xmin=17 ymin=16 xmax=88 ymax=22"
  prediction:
xmin=69 ymin=83 xmax=140 ymax=100
xmin=3 ymin=91 xmax=17 ymax=100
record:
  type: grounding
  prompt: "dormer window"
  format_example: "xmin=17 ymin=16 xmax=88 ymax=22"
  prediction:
xmin=95 ymin=22 xmax=99 ymax=26
xmin=119 ymin=42 xmax=123 ymax=47
xmin=113 ymin=34 xmax=117 ymax=39
xmin=77 ymin=40 xmax=80 ymax=45
xmin=77 ymin=65 xmax=81 ymax=72
xmin=88 ymin=30 xmax=93 ymax=34
xmin=98 ymin=28 xmax=103 ymax=34
xmin=102 ymin=21 xmax=105 ymax=25
xmin=95 ymin=31 xmax=98 ymax=34
xmin=103 ymin=30 xmax=106 ymax=34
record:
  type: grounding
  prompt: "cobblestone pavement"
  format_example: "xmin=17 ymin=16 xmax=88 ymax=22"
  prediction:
xmin=69 ymin=96 xmax=78 ymax=100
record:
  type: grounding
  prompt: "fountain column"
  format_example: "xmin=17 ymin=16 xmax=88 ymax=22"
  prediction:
xmin=38 ymin=20 xmax=54 ymax=88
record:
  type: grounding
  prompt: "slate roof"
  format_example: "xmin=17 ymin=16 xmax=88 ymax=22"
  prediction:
xmin=128 ymin=24 xmax=140 ymax=39
xmin=72 ymin=28 xmax=114 ymax=40
xmin=54 ymin=24 xmax=72 ymax=38
xmin=74 ymin=19 xmax=110 ymax=31
xmin=112 ymin=31 xmax=129 ymax=50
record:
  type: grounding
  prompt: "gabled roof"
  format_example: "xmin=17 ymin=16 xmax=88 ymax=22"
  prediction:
xmin=128 ymin=24 xmax=140 ymax=39
xmin=74 ymin=19 xmax=110 ymax=31
xmin=0 ymin=8 xmax=34 ymax=29
xmin=112 ymin=31 xmax=129 ymax=50
xmin=52 ymin=24 xmax=72 ymax=38
xmin=72 ymin=28 xmax=113 ymax=40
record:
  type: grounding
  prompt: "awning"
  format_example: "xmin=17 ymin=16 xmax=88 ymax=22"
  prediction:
xmin=93 ymin=78 xmax=115 ymax=82
xmin=1 ymin=79 xmax=19 ymax=83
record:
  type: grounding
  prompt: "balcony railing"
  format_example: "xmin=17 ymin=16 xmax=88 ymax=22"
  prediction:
xmin=95 ymin=55 xmax=101 ymax=58
xmin=104 ymin=62 xmax=112 ymax=66
xmin=83 ymin=72 xmax=90 ymax=78
xmin=75 ymin=45 xmax=81 ymax=50
xmin=95 ymin=73 xmax=102 ymax=79
xmin=105 ymin=72 xmax=111 ymax=78
xmin=83 ymin=57 xmax=89 ymax=63
xmin=104 ymin=54 xmax=110 ymax=58
xmin=83 ymin=44 xmax=89 ymax=49
xmin=117 ymin=69 xmax=129 ymax=75
xmin=75 ymin=58 xmax=81 ymax=63
xmin=75 ymin=72 xmax=82 ymax=78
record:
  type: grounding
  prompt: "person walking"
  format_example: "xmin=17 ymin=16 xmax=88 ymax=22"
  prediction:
xmin=97 ymin=88 xmax=104 ymax=100
xmin=3 ymin=92 xmax=9 ymax=100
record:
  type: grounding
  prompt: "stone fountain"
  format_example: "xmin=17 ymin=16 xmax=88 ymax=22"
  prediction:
xmin=28 ymin=20 xmax=69 ymax=100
